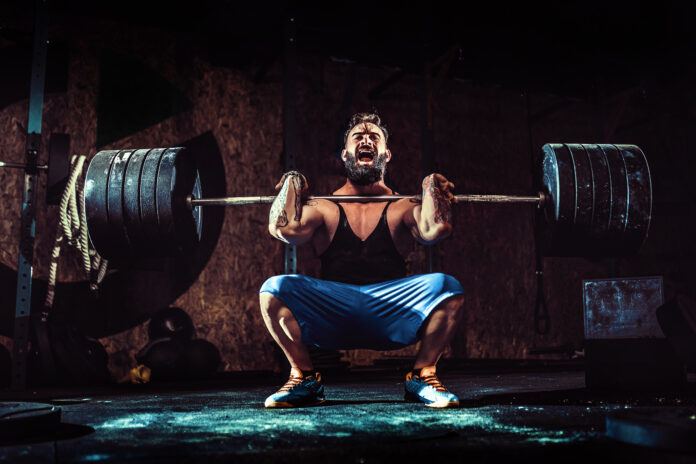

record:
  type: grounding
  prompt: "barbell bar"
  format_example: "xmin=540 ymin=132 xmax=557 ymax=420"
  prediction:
xmin=0 ymin=161 xmax=49 ymax=170
xmin=187 ymin=193 xmax=546 ymax=207
xmin=83 ymin=142 xmax=652 ymax=263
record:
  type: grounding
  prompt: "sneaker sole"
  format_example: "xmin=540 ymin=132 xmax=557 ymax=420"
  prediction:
xmin=404 ymin=394 xmax=459 ymax=408
xmin=425 ymin=400 xmax=459 ymax=409
xmin=264 ymin=399 xmax=326 ymax=408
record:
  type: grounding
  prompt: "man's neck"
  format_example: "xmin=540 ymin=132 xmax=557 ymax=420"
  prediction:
xmin=335 ymin=178 xmax=391 ymax=196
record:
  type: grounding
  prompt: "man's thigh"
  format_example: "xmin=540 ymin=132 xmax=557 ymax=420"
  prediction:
xmin=260 ymin=274 xmax=361 ymax=348
xmin=259 ymin=273 xmax=463 ymax=350
xmin=360 ymin=273 xmax=464 ymax=347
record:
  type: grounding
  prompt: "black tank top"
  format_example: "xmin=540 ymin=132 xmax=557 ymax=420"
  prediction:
xmin=320 ymin=202 xmax=407 ymax=285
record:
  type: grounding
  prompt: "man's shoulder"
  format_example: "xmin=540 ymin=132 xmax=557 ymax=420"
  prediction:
xmin=305 ymin=198 xmax=339 ymax=217
xmin=386 ymin=198 xmax=417 ymax=226
xmin=391 ymin=197 xmax=417 ymax=212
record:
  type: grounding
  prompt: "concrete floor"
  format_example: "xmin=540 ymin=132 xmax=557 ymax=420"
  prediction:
xmin=2 ymin=368 xmax=696 ymax=463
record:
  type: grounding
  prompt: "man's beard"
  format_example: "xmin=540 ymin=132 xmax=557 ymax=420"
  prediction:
xmin=343 ymin=150 xmax=388 ymax=185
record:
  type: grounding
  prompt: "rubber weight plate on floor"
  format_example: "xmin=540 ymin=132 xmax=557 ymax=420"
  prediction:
xmin=606 ymin=408 xmax=696 ymax=452
xmin=0 ymin=402 xmax=61 ymax=442
xmin=656 ymin=295 xmax=696 ymax=371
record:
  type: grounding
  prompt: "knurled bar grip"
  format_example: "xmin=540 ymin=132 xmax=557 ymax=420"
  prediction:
xmin=187 ymin=193 xmax=545 ymax=208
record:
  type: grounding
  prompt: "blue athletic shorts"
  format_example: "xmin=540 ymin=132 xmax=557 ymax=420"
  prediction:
xmin=259 ymin=273 xmax=464 ymax=350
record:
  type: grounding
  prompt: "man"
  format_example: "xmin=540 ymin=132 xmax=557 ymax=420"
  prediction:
xmin=259 ymin=112 xmax=465 ymax=408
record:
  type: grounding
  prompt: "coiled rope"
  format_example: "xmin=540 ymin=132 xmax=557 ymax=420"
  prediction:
xmin=43 ymin=154 xmax=108 ymax=311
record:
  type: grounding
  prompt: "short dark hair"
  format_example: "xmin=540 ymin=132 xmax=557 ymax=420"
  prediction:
xmin=343 ymin=112 xmax=389 ymax=146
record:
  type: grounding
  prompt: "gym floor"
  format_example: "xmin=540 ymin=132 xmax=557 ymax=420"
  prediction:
xmin=1 ymin=363 xmax=695 ymax=463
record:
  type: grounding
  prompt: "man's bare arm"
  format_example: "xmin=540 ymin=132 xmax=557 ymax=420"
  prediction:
xmin=268 ymin=171 xmax=323 ymax=245
xmin=406 ymin=173 xmax=455 ymax=244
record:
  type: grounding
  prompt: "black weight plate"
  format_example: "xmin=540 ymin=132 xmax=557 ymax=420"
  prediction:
xmin=540 ymin=143 xmax=577 ymax=255
xmin=155 ymin=147 xmax=184 ymax=246
xmin=171 ymin=165 xmax=203 ymax=252
xmin=582 ymin=144 xmax=612 ymax=241
xmin=85 ymin=150 xmax=120 ymax=258
xmin=191 ymin=171 xmax=203 ymax=242
xmin=541 ymin=143 xmax=576 ymax=226
xmin=158 ymin=147 xmax=201 ymax=253
xmin=567 ymin=144 xmax=593 ymax=228
xmin=139 ymin=148 xmax=167 ymax=254
xmin=618 ymin=144 xmax=652 ymax=255
xmin=599 ymin=144 xmax=629 ymax=255
xmin=105 ymin=150 xmax=135 ymax=260
xmin=122 ymin=148 xmax=150 ymax=251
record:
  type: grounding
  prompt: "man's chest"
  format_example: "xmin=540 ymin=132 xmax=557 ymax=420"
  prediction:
xmin=312 ymin=200 xmax=412 ymax=255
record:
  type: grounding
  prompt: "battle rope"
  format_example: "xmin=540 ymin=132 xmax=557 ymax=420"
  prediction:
xmin=43 ymin=154 xmax=108 ymax=314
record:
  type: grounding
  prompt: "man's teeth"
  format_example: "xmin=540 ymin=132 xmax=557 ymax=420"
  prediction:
xmin=358 ymin=151 xmax=374 ymax=160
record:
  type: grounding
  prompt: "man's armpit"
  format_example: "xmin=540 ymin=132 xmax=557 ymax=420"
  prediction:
xmin=398 ymin=201 xmax=423 ymax=240
xmin=299 ymin=200 xmax=327 ymax=229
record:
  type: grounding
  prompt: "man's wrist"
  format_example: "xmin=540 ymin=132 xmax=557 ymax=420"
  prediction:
xmin=283 ymin=171 xmax=306 ymax=190
xmin=422 ymin=174 xmax=440 ymax=197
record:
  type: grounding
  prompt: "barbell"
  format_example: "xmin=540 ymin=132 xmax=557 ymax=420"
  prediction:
xmin=83 ymin=143 xmax=652 ymax=263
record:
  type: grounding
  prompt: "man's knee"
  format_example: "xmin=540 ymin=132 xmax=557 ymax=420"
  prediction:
xmin=435 ymin=294 xmax=465 ymax=323
xmin=259 ymin=292 xmax=281 ymax=317
xmin=259 ymin=292 xmax=294 ymax=321
xmin=446 ymin=294 xmax=465 ymax=307
xmin=430 ymin=273 xmax=464 ymax=294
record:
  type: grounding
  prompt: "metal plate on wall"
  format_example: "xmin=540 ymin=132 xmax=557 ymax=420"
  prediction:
xmin=583 ymin=276 xmax=664 ymax=339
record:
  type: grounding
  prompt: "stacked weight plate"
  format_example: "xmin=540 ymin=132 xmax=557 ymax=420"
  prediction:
xmin=85 ymin=147 xmax=202 ymax=263
xmin=540 ymin=143 xmax=652 ymax=257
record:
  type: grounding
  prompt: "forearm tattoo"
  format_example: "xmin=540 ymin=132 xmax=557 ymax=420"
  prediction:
xmin=270 ymin=180 xmax=290 ymax=227
xmin=423 ymin=175 xmax=452 ymax=224
xmin=292 ymin=176 xmax=303 ymax=221
xmin=269 ymin=172 xmax=304 ymax=228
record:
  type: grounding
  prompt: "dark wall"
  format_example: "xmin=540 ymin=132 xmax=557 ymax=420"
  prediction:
xmin=0 ymin=5 xmax=694 ymax=379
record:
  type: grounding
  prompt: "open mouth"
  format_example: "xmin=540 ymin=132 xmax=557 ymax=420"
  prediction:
xmin=358 ymin=148 xmax=375 ymax=162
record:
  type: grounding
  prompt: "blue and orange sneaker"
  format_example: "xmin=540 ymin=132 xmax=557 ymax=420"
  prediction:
xmin=264 ymin=370 xmax=326 ymax=408
xmin=404 ymin=367 xmax=459 ymax=408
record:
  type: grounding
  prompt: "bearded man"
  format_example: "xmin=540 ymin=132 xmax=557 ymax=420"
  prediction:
xmin=259 ymin=112 xmax=465 ymax=408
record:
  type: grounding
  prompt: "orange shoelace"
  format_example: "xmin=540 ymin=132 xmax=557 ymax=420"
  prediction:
xmin=278 ymin=376 xmax=304 ymax=393
xmin=421 ymin=374 xmax=447 ymax=392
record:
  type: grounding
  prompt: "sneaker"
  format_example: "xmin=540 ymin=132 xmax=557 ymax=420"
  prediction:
xmin=264 ymin=371 xmax=326 ymax=408
xmin=404 ymin=369 xmax=459 ymax=408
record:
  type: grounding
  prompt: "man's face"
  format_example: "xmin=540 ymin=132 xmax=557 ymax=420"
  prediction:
xmin=341 ymin=122 xmax=391 ymax=185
